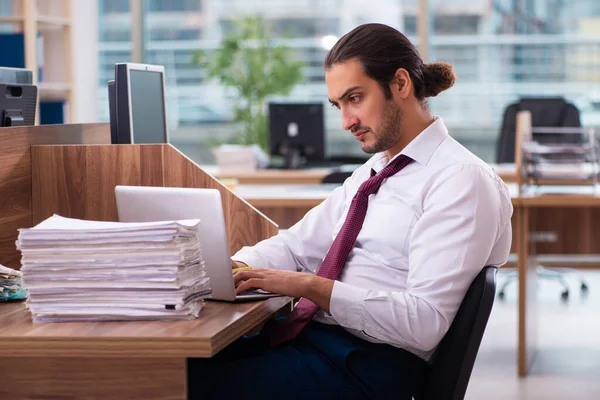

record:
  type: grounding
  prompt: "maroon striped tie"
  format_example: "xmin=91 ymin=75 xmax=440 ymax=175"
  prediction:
xmin=270 ymin=154 xmax=413 ymax=346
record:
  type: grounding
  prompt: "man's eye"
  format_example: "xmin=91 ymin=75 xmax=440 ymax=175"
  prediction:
xmin=349 ymin=95 xmax=360 ymax=103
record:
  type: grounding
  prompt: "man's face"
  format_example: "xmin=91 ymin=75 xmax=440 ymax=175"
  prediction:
xmin=326 ymin=59 xmax=404 ymax=154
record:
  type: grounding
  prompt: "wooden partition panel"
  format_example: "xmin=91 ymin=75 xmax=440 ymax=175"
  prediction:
xmin=31 ymin=144 xmax=278 ymax=255
xmin=0 ymin=123 xmax=110 ymax=268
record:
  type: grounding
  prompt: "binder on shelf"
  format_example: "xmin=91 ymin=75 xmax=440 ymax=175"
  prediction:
xmin=0 ymin=33 xmax=43 ymax=81
xmin=40 ymin=101 xmax=65 ymax=125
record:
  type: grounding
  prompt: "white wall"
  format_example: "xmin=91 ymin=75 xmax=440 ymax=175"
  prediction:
xmin=71 ymin=0 xmax=99 ymax=123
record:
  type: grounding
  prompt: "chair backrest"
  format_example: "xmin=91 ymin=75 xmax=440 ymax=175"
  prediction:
xmin=321 ymin=171 xmax=353 ymax=184
xmin=496 ymin=97 xmax=581 ymax=163
xmin=417 ymin=266 xmax=497 ymax=400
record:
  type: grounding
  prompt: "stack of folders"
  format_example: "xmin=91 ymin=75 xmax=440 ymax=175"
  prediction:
xmin=0 ymin=264 xmax=27 ymax=301
xmin=16 ymin=214 xmax=211 ymax=323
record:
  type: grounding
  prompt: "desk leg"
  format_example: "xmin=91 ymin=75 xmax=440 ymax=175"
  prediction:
xmin=518 ymin=206 xmax=539 ymax=377
xmin=0 ymin=357 xmax=186 ymax=399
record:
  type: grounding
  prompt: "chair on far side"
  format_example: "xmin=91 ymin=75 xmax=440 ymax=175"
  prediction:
xmin=416 ymin=266 xmax=497 ymax=400
xmin=496 ymin=97 xmax=589 ymax=301
xmin=321 ymin=170 xmax=353 ymax=184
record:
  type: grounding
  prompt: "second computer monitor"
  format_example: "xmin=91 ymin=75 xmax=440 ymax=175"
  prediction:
xmin=268 ymin=102 xmax=325 ymax=169
xmin=0 ymin=67 xmax=36 ymax=127
xmin=112 ymin=62 xmax=169 ymax=144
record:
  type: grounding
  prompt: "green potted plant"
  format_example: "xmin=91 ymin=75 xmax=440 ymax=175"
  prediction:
xmin=193 ymin=15 xmax=305 ymax=152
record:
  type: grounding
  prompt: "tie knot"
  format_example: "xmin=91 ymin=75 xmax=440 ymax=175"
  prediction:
xmin=359 ymin=154 xmax=413 ymax=196
xmin=379 ymin=154 xmax=413 ymax=179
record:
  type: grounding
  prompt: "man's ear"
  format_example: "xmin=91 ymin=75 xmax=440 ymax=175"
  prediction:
xmin=393 ymin=68 xmax=411 ymax=99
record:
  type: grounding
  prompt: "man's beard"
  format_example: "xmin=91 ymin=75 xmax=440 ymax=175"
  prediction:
xmin=361 ymin=101 xmax=403 ymax=154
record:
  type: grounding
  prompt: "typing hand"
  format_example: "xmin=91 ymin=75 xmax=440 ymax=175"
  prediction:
xmin=233 ymin=268 xmax=310 ymax=297
xmin=233 ymin=268 xmax=334 ymax=312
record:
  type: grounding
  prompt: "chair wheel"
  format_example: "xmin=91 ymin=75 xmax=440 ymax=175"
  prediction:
xmin=561 ymin=290 xmax=569 ymax=301
xmin=581 ymin=283 xmax=589 ymax=292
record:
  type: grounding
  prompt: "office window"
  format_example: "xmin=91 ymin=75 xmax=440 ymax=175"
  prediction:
xmin=101 ymin=0 xmax=130 ymax=14
xmin=96 ymin=0 xmax=415 ymax=163
xmin=403 ymin=15 xmax=418 ymax=36
xmin=428 ymin=0 xmax=600 ymax=161
xmin=97 ymin=0 xmax=600 ymax=164
xmin=434 ymin=15 xmax=480 ymax=35
xmin=0 ymin=0 xmax=12 ymax=16
xmin=146 ymin=0 xmax=201 ymax=12
xmin=100 ymin=29 xmax=130 ymax=42
xmin=148 ymin=28 xmax=201 ymax=41
xmin=270 ymin=18 xmax=339 ymax=38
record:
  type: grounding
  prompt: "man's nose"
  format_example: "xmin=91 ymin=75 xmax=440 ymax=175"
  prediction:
xmin=341 ymin=110 xmax=358 ymax=131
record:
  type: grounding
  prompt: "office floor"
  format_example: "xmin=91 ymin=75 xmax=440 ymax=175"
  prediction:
xmin=466 ymin=270 xmax=600 ymax=400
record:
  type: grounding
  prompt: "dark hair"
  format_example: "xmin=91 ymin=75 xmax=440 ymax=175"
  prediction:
xmin=324 ymin=23 xmax=456 ymax=101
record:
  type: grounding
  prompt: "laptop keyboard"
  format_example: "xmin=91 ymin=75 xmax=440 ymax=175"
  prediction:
xmin=239 ymin=289 xmax=272 ymax=296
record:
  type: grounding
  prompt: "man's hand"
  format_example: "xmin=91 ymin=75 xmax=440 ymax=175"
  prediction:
xmin=233 ymin=268 xmax=335 ymax=313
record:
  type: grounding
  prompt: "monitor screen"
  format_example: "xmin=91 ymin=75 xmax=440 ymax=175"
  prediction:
xmin=129 ymin=69 xmax=167 ymax=144
xmin=268 ymin=102 xmax=325 ymax=168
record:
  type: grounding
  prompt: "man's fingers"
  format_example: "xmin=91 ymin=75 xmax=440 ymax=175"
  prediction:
xmin=233 ymin=270 xmax=251 ymax=284
xmin=235 ymin=281 xmax=250 ymax=293
xmin=235 ymin=278 xmax=264 ymax=294
xmin=233 ymin=269 xmax=266 ymax=284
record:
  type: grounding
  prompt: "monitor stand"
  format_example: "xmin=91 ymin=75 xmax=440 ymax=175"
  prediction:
xmin=3 ymin=110 xmax=24 ymax=126
xmin=283 ymin=147 xmax=302 ymax=169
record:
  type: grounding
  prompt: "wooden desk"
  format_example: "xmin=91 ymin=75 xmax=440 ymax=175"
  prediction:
xmin=209 ymin=163 xmax=519 ymax=185
xmin=515 ymin=190 xmax=600 ymax=376
xmin=209 ymin=163 xmax=515 ymax=229
xmin=212 ymin=167 xmax=334 ymax=185
xmin=237 ymin=183 xmax=600 ymax=266
xmin=235 ymin=184 xmax=335 ymax=228
xmin=0 ymin=126 xmax=285 ymax=398
xmin=0 ymin=297 xmax=291 ymax=399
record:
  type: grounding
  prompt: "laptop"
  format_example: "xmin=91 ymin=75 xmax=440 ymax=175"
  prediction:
xmin=115 ymin=185 xmax=281 ymax=302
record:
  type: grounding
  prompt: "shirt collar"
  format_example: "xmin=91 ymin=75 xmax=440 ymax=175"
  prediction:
xmin=367 ymin=116 xmax=449 ymax=173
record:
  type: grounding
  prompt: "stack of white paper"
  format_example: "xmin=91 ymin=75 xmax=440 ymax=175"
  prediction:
xmin=16 ymin=215 xmax=211 ymax=323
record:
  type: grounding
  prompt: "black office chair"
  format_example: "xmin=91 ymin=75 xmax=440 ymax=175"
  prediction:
xmin=496 ymin=97 xmax=589 ymax=300
xmin=496 ymin=97 xmax=581 ymax=163
xmin=328 ymin=155 xmax=369 ymax=165
xmin=416 ymin=266 xmax=497 ymax=400
xmin=321 ymin=171 xmax=353 ymax=184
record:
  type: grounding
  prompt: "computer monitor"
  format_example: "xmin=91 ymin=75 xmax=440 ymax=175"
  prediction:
xmin=107 ymin=79 xmax=117 ymax=143
xmin=0 ymin=67 xmax=37 ymax=127
xmin=268 ymin=102 xmax=325 ymax=169
xmin=0 ymin=66 xmax=32 ymax=85
xmin=109 ymin=63 xmax=169 ymax=144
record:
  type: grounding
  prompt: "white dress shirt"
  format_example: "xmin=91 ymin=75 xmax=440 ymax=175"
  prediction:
xmin=233 ymin=117 xmax=513 ymax=360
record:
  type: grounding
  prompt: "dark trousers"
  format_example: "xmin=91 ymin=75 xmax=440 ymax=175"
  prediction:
xmin=188 ymin=322 xmax=428 ymax=400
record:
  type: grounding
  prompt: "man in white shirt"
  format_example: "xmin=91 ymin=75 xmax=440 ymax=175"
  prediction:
xmin=188 ymin=23 xmax=512 ymax=400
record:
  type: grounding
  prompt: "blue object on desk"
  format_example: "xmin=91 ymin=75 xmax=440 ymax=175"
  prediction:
xmin=0 ymin=287 xmax=27 ymax=301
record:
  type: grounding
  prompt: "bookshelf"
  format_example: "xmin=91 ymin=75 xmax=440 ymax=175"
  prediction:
xmin=1 ymin=0 xmax=73 ymax=123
